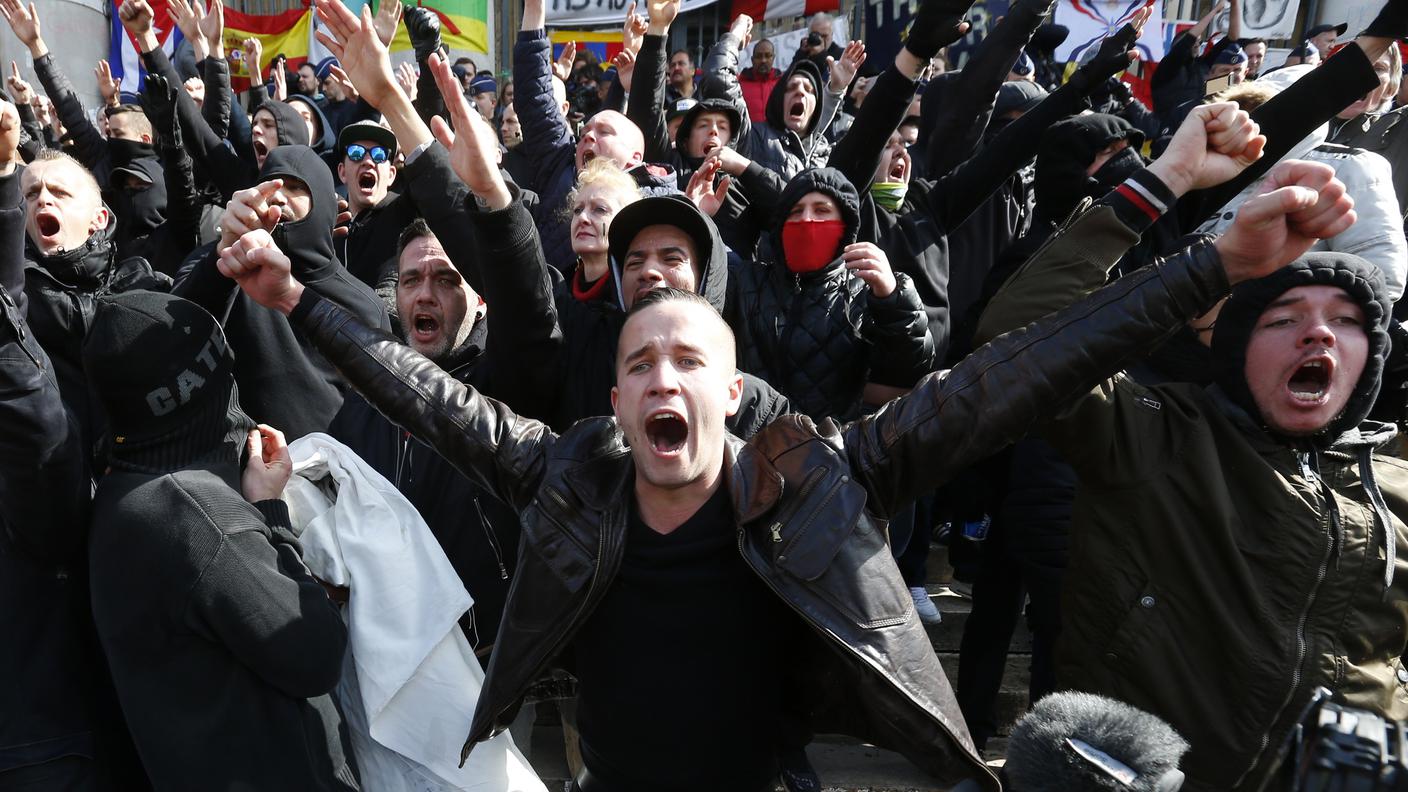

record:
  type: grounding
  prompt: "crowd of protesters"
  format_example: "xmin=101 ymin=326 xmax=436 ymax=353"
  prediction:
xmin=2 ymin=0 xmax=1408 ymax=787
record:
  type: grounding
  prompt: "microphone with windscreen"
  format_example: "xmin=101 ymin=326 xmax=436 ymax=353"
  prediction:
xmin=1003 ymin=691 xmax=1189 ymax=792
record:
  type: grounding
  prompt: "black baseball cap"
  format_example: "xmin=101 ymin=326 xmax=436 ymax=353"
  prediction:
xmin=336 ymin=120 xmax=398 ymax=159
xmin=1305 ymin=22 xmax=1348 ymax=38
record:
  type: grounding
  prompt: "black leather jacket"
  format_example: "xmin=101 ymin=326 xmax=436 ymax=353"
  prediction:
xmin=287 ymin=231 xmax=1231 ymax=788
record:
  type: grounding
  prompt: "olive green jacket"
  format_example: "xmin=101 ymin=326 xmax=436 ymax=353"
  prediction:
xmin=976 ymin=203 xmax=1408 ymax=791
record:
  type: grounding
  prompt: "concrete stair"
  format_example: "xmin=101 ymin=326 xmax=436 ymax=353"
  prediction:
xmin=517 ymin=543 xmax=1033 ymax=791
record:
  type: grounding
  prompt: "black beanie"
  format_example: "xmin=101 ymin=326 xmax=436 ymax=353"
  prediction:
xmin=1035 ymin=113 xmax=1144 ymax=221
xmin=1211 ymin=252 xmax=1392 ymax=442
xmin=82 ymin=290 xmax=236 ymax=443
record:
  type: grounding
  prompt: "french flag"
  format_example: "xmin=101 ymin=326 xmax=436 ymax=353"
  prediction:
xmin=109 ymin=0 xmax=183 ymax=91
xmin=730 ymin=0 xmax=838 ymax=21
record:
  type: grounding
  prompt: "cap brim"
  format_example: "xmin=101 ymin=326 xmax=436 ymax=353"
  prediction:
xmin=336 ymin=125 xmax=399 ymax=158
xmin=608 ymin=196 xmax=714 ymax=276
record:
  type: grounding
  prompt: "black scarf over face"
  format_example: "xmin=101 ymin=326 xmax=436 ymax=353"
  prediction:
xmin=257 ymin=145 xmax=337 ymax=279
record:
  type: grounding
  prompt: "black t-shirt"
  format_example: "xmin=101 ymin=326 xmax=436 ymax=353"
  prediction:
xmin=572 ymin=485 xmax=789 ymax=791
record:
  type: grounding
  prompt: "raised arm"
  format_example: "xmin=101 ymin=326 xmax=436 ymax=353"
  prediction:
xmin=0 ymin=0 xmax=108 ymax=171
xmin=698 ymin=13 xmax=754 ymax=145
xmin=975 ymin=101 xmax=1266 ymax=343
xmin=512 ymin=0 xmax=575 ymax=192
xmin=911 ymin=18 xmax=1150 ymax=231
xmin=144 ymin=74 xmax=203 ymax=274
xmin=844 ymin=156 xmax=1349 ymax=517
xmin=626 ymin=0 xmax=679 ymax=164
xmin=218 ymin=226 xmax=556 ymax=512
xmin=926 ymin=0 xmax=1054 ymax=176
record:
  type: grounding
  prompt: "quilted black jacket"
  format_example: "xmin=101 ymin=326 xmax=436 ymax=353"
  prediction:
xmin=726 ymin=167 xmax=935 ymax=421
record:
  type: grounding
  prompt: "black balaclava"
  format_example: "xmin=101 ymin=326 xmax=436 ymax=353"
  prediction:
xmin=1034 ymin=113 xmax=1145 ymax=222
xmin=107 ymin=137 xmax=156 ymax=170
xmin=108 ymin=157 xmax=168 ymax=244
xmin=258 ymin=145 xmax=337 ymax=277
xmin=81 ymin=290 xmax=254 ymax=474
xmin=1212 ymin=252 xmax=1392 ymax=443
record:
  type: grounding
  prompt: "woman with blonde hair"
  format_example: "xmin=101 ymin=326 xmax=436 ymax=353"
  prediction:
xmin=564 ymin=158 xmax=642 ymax=303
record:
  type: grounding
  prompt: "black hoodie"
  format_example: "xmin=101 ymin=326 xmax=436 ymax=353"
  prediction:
xmin=82 ymin=292 xmax=355 ymax=791
xmin=715 ymin=36 xmax=837 ymax=179
xmin=725 ymin=167 xmax=935 ymax=422
xmin=173 ymin=145 xmax=389 ymax=439
xmin=285 ymin=95 xmax=336 ymax=159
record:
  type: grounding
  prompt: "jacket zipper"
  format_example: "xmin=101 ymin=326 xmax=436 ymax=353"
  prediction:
xmin=473 ymin=496 xmax=509 ymax=580
xmin=1234 ymin=449 xmax=1336 ymax=787
xmin=768 ymin=468 xmax=826 ymax=543
xmin=735 ymin=529 xmax=998 ymax=785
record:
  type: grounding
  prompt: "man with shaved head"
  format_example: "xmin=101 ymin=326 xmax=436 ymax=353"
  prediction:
xmin=512 ymin=0 xmax=675 ymax=273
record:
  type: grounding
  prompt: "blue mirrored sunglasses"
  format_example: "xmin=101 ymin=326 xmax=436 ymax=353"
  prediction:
xmin=345 ymin=144 xmax=390 ymax=164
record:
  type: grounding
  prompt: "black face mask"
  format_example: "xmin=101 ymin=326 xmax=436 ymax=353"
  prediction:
xmin=1093 ymin=145 xmax=1145 ymax=190
xmin=107 ymin=137 xmax=155 ymax=170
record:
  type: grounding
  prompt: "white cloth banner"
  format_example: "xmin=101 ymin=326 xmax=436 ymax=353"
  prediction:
xmin=1053 ymin=0 xmax=1165 ymax=63
xmin=283 ymin=434 xmax=545 ymax=792
xmin=1239 ymin=0 xmax=1302 ymax=40
xmin=546 ymin=0 xmax=717 ymax=27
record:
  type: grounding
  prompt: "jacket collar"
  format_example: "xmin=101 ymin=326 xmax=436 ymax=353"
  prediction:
xmin=560 ymin=427 xmax=783 ymax=525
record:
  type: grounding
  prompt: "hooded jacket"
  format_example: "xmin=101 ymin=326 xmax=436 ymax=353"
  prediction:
xmin=172 ymin=145 xmax=389 ymax=439
xmin=978 ymin=203 xmax=1408 ymax=792
xmin=285 ymin=94 xmax=336 ymax=159
xmin=726 ymin=167 xmax=935 ymax=421
xmin=710 ymin=31 xmax=841 ymax=179
xmin=107 ymin=153 xmax=168 ymax=260
xmin=82 ymin=294 xmax=355 ymax=791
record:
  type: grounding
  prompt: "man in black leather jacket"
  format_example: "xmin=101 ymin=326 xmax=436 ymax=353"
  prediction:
xmin=214 ymin=64 xmax=1323 ymax=786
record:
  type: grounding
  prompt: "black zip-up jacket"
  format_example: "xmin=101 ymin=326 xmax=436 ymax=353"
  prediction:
xmin=280 ymin=214 xmax=1238 ymax=791
xmin=91 ymin=457 xmax=354 ymax=791
xmin=726 ymin=167 xmax=935 ymax=422
xmin=0 ymin=171 xmax=144 ymax=784
xmin=174 ymin=146 xmax=389 ymax=439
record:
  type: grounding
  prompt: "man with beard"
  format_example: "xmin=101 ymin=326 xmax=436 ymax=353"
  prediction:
xmin=328 ymin=213 xmax=559 ymax=662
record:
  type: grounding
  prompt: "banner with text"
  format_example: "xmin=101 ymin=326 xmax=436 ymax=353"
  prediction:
xmin=546 ymin=0 xmax=716 ymax=27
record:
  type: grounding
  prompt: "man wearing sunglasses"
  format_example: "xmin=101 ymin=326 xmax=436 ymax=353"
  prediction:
xmin=335 ymin=120 xmax=415 ymax=308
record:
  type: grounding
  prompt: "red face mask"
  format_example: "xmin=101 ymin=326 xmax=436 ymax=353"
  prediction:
xmin=781 ymin=219 xmax=846 ymax=273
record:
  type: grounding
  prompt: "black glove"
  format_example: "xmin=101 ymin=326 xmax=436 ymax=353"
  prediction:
xmin=905 ymin=0 xmax=978 ymax=61
xmin=405 ymin=6 xmax=444 ymax=63
xmin=142 ymin=73 xmax=181 ymax=149
xmin=1363 ymin=0 xmax=1408 ymax=39
xmin=1072 ymin=22 xmax=1138 ymax=88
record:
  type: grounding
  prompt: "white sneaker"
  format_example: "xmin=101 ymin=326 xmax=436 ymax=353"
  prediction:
xmin=910 ymin=586 xmax=942 ymax=625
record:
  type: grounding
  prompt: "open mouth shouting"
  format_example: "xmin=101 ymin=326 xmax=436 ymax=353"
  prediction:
xmin=33 ymin=208 xmax=63 ymax=251
xmin=356 ymin=168 xmax=378 ymax=196
xmin=644 ymin=408 xmax=689 ymax=458
xmin=254 ymin=139 xmax=270 ymax=165
xmin=787 ymin=100 xmax=807 ymax=127
xmin=410 ymin=311 xmax=441 ymax=346
xmin=1286 ymin=354 xmax=1335 ymax=405
xmin=888 ymin=155 xmax=908 ymax=182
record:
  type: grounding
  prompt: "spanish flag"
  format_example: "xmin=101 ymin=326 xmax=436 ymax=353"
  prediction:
xmin=222 ymin=6 xmax=315 ymax=91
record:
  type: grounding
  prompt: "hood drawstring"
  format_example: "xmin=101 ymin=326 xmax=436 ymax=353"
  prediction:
xmin=1356 ymin=446 xmax=1397 ymax=592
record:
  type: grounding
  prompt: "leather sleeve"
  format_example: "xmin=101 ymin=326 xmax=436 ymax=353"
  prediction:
xmin=842 ymin=238 xmax=1229 ymax=518
xmin=143 ymin=48 xmax=250 ymax=201
xmin=293 ymin=291 xmax=556 ymax=513
xmin=627 ymin=34 xmax=672 ymax=164
xmin=828 ymin=66 xmax=918 ymax=193
xmin=32 ymin=54 xmax=106 ymax=174
xmin=201 ymin=56 xmax=233 ymax=140
xmin=702 ymin=31 xmax=753 ymax=151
